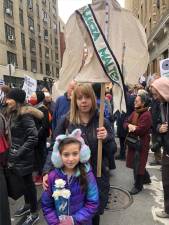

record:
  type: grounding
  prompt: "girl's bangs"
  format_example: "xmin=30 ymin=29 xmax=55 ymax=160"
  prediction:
xmin=75 ymin=85 xmax=91 ymax=98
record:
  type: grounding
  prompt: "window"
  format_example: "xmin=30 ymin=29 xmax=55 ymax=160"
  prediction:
xmin=140 ymin=5 xmax=143 ymax=24
xmin=45 ymin=47 xmax=49 ymax=58
xmin=51 ymin=50 xmax=53 ymax=61
xmin=149 ymin=18 xmax=152 ymax=33
xmin=42 ymin=0 xmax=46 ymax=5
xmin=53 ymin=0 xmax=57 ymax=11
xmin=152 ymin=59 xmax=157 ymax=73
xmin=40 ymin=62 xmax=43 ymax=74
xmin=163 ymin=50 xmax=168 ymax=59
xmin=145 ymin=0 xmax=147 ymax=20
xmin=39 ymin=44 xmax=42 ymax=57
xmin=52 ymin=7 xmax=56 ymax=16
xmin=55 ymin=52 xmax=58 ymax=62
xmin=49 ymin=17 xmax=51 ymax=28
xmin=37 ymin=24 xmax=40 ymax=33
xmin=27 ymin=0 xmax=33 ymax=11
xmin=53 ymin=23 xmax=57 ymax=33
xmin=55 ymin=38 xmax=58 ymax=47
xmin=30 ymin=38 xmax=36 ymax=53
xmin=52 ymin=66 xmax=54 ymax=76
xmin=44 ymin=29 xmax=48 ymax=40
xmin=7 ymin=51 xmax=17 ymax=65
xmin=56 ymin=67 xmax=59 ymax=77
xmin=49 ymin=2 xmax=51 ymax=12
xmin=157 ymin=0 xmax=160 ymax=9
xmin=46 ymin=64 xmax=50 ymax=75
xmin=5 ymin=23 xmax=15 ymax=43
xmin=23 ymin=56 xmax=27 ymax=70
xmin=43 ymin=10 xmax=48 ymax=22
xmin=21 ymin=33 xmax=25 ymax=49
xmin=44 ymin=29 xmax=48 ymax=36
xmin=28 ymin=17 xmax=34 ymax=31
xmin=31 ymin=60 xmax=37 ymax=72
xmin=36 ymin=4 xmax=39 ymax=17
xmin=4 ymin=0 xmax=13 ymax=16
xmin=50 ymin=34 xmax=52 ymax=45
xmin=19 ymin=9 xmax=24 ymax=26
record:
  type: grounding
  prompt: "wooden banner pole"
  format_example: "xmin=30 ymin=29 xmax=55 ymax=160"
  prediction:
xmin=97 ymin=83 xmax=105 ymax=177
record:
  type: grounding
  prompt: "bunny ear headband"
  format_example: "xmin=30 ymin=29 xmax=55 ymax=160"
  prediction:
xmin=51 ymin=129 xmax=91 ymax=168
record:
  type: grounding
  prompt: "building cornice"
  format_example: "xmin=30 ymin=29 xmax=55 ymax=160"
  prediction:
xmin=148 ymin=9 xmax=169 ymax=45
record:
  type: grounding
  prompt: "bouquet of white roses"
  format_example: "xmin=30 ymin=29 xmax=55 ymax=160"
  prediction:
xmin=52 ymin=179 xmax=71 ymax=216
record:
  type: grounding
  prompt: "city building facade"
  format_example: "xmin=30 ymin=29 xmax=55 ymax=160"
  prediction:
xmin=125 ymin=0 xmax=169 ymax=75
xmin=0 ymin=0 xmax=61 ymax=86
xmin=58 ymin=17 xmax=65 ymax=67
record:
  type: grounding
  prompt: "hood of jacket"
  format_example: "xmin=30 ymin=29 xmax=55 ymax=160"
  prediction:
xmin=151 ymin=77 xmax=169 ymax=102
xmin=20 ymin=105 xmax=44 ymax=120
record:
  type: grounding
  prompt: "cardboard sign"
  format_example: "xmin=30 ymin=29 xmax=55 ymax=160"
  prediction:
xmin=160 ymin=58 xmax=169 ymax=78
xmin=22 ymin=75 xmax=37 ymax=98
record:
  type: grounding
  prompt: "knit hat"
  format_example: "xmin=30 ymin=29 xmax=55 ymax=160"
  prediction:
xmin=7 ymin=88 xmax=26 ymax=104
xmin=151 ymin=77 xmax=169 ymax=102
xmin=36 ymin=91 xmax=45 ymax=103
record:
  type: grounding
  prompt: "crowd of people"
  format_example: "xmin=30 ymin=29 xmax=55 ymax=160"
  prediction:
xmin=0 ymin=74 xmax=169 ymax=225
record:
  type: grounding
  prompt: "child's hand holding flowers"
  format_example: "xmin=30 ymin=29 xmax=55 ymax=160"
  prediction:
xmin=59 ymin=216 xmax=74 ymax=225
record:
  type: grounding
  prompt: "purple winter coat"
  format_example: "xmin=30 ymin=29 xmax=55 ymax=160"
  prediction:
xmin=41 ymin=166 xmax=99 ymax=225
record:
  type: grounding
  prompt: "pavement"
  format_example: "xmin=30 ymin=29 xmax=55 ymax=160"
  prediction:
xmin=9 ymin=151 xmax=169 ymax=225
xmin=100 ymin=152 xmax=168 ymax=225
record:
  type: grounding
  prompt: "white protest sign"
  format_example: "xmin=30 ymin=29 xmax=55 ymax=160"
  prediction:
xmin=0 ymin=79 xmax=4 ymax=86
xmin=160 ymin=58 xmax=169 ymax=78
xmin=22 ymin=75 xmax=37 ymax=98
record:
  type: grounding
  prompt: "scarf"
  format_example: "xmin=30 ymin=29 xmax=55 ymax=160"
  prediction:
xmin=131 ymin=107 xmax=148 ymax=125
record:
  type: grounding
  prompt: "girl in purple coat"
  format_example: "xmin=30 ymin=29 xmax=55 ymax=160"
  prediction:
xmin=41 ymin=129 xmax=99 ymax=225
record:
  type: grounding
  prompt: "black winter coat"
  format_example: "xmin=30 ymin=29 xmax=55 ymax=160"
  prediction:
xmin=8 ymin=106 xmax=42 ymax=176
xmin=156 ymin=102 xmax=169 ymax=160
xmin=150 ymin=99 xmax=160 ymax=134
xmin=116 ymin=93 xmax=135 ymax=138
xmin=34 ymin=104 xmax=50 ymax=140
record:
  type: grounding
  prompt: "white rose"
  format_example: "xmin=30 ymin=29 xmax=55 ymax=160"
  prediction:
xmin=52 ymin=190 xmax=62 ymax=200
xmin=55 ymin=179 xmax=66 ymax=188
xmin=61 ymin=189 xmax=71 ymax=199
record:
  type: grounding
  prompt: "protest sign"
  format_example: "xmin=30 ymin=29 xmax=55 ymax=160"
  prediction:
xmin=22 ymin=75 xmax=37 ymax=98
xmin=160 ymin=58 xmax=169 ymax=78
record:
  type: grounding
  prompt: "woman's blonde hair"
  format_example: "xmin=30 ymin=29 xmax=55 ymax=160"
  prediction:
xmin=70 ymin=83 xmax=97 ymax=124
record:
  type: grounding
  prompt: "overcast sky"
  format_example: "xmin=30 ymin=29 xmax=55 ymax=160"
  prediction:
xmin=58 ymin=0 xmax=125 ymax=23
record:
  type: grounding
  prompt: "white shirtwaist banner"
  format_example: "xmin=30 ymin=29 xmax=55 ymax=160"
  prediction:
xmin=76 ymin=4 xmax=126 ymax=111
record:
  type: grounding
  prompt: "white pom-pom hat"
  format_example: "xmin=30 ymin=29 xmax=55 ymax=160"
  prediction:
xmin=51 ymin=129 xmax=91 ymax=168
